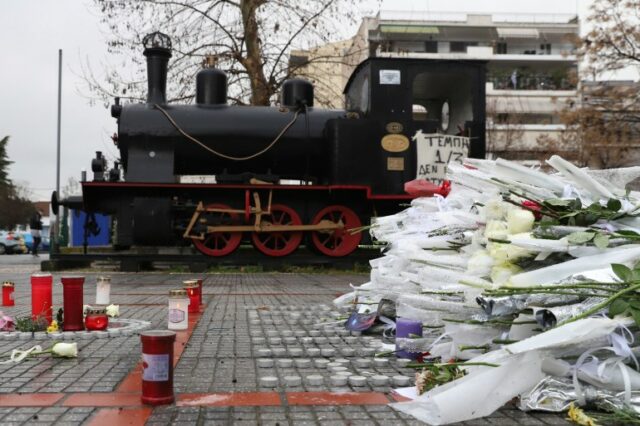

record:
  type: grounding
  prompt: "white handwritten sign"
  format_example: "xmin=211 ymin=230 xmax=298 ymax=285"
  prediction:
xmin=413 ymin=131 xmax=470 ymax=184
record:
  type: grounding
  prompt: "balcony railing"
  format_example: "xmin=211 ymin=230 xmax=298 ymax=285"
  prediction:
xmin=488 ymin=72 xmax=576 ymax=90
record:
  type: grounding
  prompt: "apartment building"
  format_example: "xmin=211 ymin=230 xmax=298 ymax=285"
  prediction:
xmin=290 ymin=11 xmax=580 ymax=161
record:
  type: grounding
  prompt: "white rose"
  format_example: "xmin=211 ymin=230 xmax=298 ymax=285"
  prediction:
xmin=488 ymin=242 xmax=532 ymax=264
xmin=484 ymin=220 xmax=509 ymax=240
xmin=491 ymin=263 xmax=522 ymax=285
xmin=507 ymin=208 xmax=535 ymax=234
xmin=466 ymin=250 xmax=494 ymax=276
xmin=483 ymin=199 xmax=510 ymax=220
xmin=51 ymin=342 xmax=78 ymax=358
xmin=106 ymin=304 xmax=119 ymax=318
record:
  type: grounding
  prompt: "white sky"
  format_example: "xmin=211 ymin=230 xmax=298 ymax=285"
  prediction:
xmin=0 ymin=0 xmax=622 ymax=201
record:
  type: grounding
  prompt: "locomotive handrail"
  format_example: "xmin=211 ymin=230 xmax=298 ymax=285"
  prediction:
xmin=153 ymin=103 xmax=301 ymax=161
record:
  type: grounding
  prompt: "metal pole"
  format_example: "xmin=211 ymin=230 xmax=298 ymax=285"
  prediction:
xmin=54 ymin=49 xmax=62 ymax=254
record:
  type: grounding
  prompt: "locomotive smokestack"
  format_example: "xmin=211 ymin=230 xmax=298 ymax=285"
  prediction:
xmin=142 ymin=32 xmax=172 ymax=104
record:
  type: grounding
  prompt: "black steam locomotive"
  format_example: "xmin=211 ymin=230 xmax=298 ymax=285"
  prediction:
xmin=53 ymin=32 xmax=486 ymax=257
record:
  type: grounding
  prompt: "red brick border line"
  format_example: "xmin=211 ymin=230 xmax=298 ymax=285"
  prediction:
xmin=286 ymin=392 xmax=391 ymax=406
xmin=0 ymin=393 xmax=64 ymax=407
xmin=177 ymin=392 xmax=281 ymax=407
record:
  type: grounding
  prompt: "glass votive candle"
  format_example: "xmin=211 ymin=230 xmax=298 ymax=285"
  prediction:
xmin=2 ymin=281 xmax=15 ymax=306
xmin=168 ymin=289 xmax=189 ymax=330
xmin=96 ymin=276 xmax=111 ymax=305
xmin=85 ymin=306 xmax=109 ymax=331
xmin=183 ymin=281 xmax=199 ymax=314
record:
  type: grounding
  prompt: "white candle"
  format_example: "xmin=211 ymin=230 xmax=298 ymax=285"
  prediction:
xmin=96 ymin=276 xmax=111 ymax=305
xmin=168 ymin=289 xmax=189 ymax=330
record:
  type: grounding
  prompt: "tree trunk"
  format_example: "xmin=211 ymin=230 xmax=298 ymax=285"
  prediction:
xmin=240 ymin=0 xmax=272 ymax=105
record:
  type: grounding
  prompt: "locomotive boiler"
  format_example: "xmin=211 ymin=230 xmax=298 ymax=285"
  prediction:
xmin=53 ymin=32 xmax=486 ymax=258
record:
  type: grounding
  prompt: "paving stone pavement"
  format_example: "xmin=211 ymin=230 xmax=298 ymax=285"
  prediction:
xmin=0 ymin=272 xmax=571 ymax=425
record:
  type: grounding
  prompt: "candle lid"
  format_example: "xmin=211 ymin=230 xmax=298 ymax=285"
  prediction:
xmin=183 ymin=280 xmax=198 ymax=287
xmin=2 ymin=281 xmax=14 ymax=287
xmin=169 ymin=289 xmax=187 ymax=297
xmin=86 ymin=306 xmax=107 ymax=315
xmin=31 ymin=272 xmax=52 ymax=277
xmin=140 ymin=330 xmax=177 ymax=343
xmin=97 ymin=276 xmax=111 ymax=282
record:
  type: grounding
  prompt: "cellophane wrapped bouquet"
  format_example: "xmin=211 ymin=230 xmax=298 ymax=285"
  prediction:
xmin=335 ymin=155 xmax=640 ymax=425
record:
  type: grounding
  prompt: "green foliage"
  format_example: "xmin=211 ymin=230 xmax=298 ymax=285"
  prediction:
xmin=0 ymin=136 xmax=34 ymax=229
xmin=0 ymin=136 xmax=13 ymax=187
xmin=606 ymin=262 xmax=640 ymax=326
xmin=56 ymin=308 xmax=64 ymax=330
xmin=415 ymin=364 xmax=466 ymax=395
xmin=15 ymin=315 xmax=49 ymax=333
xmin=541 ymin=198 xmax=626 ymax=226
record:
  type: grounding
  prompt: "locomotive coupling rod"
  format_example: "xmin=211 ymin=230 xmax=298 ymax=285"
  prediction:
xmin=205 ymin=220 xmax=344 ymax=234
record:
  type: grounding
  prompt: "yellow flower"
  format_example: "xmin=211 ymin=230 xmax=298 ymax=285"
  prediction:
xmin=567 ymin=403 xmax=599 ymax=426
xmin=46 ymin=320 xmax=59 ymax=333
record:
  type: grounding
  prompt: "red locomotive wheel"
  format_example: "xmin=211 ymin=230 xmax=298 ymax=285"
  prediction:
xmin=252 ymin=204 xmax=303 ymax=257
xmin=192 ymin=203 xmax=242 ymax=257
xmin=311 ymin=205 xmax=362 ymax=257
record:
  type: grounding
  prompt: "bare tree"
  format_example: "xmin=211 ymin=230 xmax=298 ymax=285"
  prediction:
xmin=485 ymin=98 xmax=524 ymax=160
xmin=62 ymin=177 xmax=81 ymax=198
xmin=85 ymin=0 xmax=370 ymax=106
xmin=540 ymin=0 xmax=640 ymax=168
xmin=582 ymin=0 xmax=640 ymax=75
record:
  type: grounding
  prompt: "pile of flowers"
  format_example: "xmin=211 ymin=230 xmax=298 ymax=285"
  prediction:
xmin=336 ymin=155 xmax=640 ymax=425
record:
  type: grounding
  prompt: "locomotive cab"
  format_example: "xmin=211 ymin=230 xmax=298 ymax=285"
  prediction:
xmin=330 ymin=57 xmax=486 ymax=194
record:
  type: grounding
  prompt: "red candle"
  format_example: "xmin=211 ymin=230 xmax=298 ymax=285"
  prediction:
xmin=85 ymin=306 xmax=109 ymax=331
xmin=2 ymin=282 xmax=14 ymax=307
xmin=31 ymin=273 xmax=53 ymax=323
xmin=196 ymin=278 xmax=203 ymax=306
xmin=183 ymin=281 xmax=199 ymax=313
xmin=140 ymin=330 xmax=176 ymax=405
xmin=61 ymin=276 xmax=85 ymax=331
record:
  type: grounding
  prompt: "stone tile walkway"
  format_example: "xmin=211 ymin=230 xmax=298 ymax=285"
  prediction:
xmin=0 ymin=272 xmax=570 ymax=425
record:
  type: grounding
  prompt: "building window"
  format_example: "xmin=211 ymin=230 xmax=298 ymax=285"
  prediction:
xmin=450 ymin=42 xmax=467 ymax=53
xmin=496 ymin=42 xmax=507 ymax=54
xmin=288 ymin=55 xmax=308 ymax=69
xmin=412 ymin=104 xmax=428 ymax=121
xmin=425 ymin=41 xmax=438 ymax=53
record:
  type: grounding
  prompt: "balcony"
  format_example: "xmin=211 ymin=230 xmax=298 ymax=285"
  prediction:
xmin=487 ymin=70 xmax=576 ymax=90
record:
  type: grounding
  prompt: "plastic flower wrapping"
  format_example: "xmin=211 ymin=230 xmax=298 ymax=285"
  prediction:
xmin=335 ymin=155 xmax=640 ymax=425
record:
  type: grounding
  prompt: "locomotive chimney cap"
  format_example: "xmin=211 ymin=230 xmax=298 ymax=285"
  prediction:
xmin=142 ymin=32 xmax=172 ymax=52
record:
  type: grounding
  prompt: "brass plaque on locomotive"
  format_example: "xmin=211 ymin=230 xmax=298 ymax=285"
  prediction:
xmin=385 ymin=122 xmax=403 ymax=133
xmin=381 ymin=134 xmax=410 ymax=153
xmin=387 ymin=157 xmax=405 ymax=171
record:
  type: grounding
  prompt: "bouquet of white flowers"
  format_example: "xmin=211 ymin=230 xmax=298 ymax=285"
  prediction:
xmin=337 ymin=155 xmax=640 ymax=425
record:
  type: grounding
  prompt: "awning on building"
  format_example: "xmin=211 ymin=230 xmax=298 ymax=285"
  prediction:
xmin=379 ymin=25 xmax=440 ymax=34
xmin=496 ymin=27 xmax=540 ymax=39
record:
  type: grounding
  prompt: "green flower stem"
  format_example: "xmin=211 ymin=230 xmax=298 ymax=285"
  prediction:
xmin=420 ymin=290 xmax=465 ymax=296
xmin=486 ymin=290 xmax=607 ymax=298
xmin=406 ymin=361 xmax=500 ymax=369
xmin=493 ymin=338 xmax=519 ymax=344
xmin=486 ymin=283 xmax=624 ymax=293
xmin=559 ymin=282 xmax=640 ymax=325
xmin=375 ymin=350 xmax=398 ymax=358
xmin=458 ymin=344 xmax=490 ymax=351
xmin=503 ymin=195 xmax=560 ymax=218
